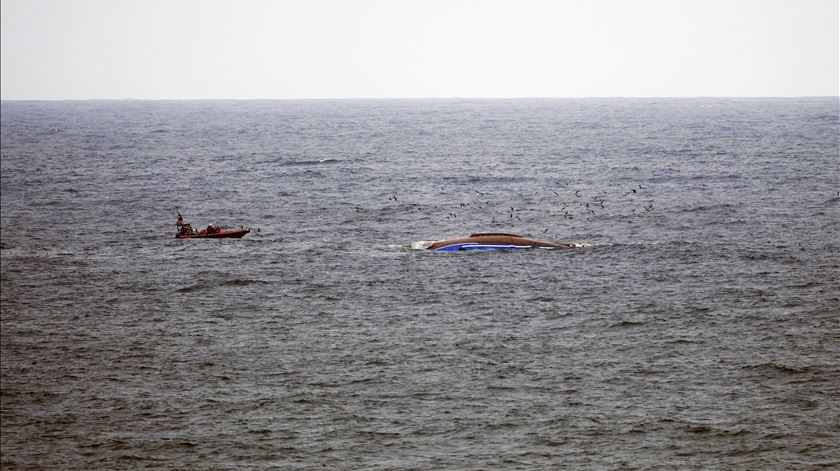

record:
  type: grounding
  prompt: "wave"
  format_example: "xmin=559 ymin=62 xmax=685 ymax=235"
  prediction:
xmin=222 ymin=278 xmax=269 ymax=287
xmin=741 ymin=362 xmax=810 ymax=375
xmin=284 ymin=158 xmax=342 ymax=166
xmin=259 ymin=158 xmax=343 ymax=166
xmin=609 ymin=320 xmax=645 ymax=329
xmin=176 ymin=283 xmax=208 ymax=293
xmin=177 ymin=279 xmax=268 ymax=292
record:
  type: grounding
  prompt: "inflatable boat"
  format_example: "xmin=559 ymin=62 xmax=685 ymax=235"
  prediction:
xmin=174 ymin=212 xmax=250 ymax=239
xmin=175 ymin=226 xmax=250 ymax=239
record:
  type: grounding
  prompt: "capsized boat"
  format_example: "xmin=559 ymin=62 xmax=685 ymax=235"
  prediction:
xmin=405 ymin=233 xmax=590 ymax=251
xmin=174 ymin=212 xmax=250 ymax=239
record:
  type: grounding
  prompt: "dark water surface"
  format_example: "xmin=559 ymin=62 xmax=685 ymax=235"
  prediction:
xmin=2 ymin=99 xmax=839 ymax=469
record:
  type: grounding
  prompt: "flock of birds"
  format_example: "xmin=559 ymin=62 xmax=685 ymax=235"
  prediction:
xmin=381 ymin=181 xmax=658 ymax=236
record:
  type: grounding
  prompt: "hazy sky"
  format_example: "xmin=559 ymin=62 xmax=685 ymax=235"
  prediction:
xmin=1 ymin=0 xmax=837 ymax=99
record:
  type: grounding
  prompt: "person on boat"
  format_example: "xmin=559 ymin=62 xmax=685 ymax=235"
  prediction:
xmin=206 ymin=224 xmax=216 ymax=235
xmin=176 ymin=212 xmax=197 ymax=236
xmin=176 ymin=212 xmax=187 ymax=235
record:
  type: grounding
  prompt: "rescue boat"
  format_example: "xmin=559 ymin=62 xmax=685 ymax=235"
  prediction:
xmin=174 ymin=212 xmax=250 ymax=239
xmin=175 ymin=226 xmax=250 ymax=239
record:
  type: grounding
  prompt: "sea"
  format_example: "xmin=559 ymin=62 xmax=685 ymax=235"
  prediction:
xmin=1 ymin=98 xmax=838 ymax=470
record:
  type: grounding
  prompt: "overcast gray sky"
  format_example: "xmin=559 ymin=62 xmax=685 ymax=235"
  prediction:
xmin=1 ymin=0 xmax=837 ymax=99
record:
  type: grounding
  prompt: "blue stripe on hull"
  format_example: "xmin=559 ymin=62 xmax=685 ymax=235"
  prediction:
xmin=434 ymin=243 xmax=548 ymax=252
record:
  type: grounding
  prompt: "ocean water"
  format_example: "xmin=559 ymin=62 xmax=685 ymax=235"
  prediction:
xmin=1 ymin=98 xmax=838 ymax=469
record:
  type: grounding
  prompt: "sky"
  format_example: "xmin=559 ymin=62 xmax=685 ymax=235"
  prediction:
xmin=1 ymin=0 xmax=837 ymax=99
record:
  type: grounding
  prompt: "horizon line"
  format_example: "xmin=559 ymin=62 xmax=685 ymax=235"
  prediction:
xmin=2 ymin=95 xmax=839 ymax=102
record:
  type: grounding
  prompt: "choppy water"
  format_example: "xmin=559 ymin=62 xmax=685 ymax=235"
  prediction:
xmin=1 ymin=98 xmax=839 ymax=469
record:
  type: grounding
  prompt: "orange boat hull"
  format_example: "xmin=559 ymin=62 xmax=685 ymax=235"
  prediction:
xmin=175 ymin=228 xmax=250 ymax=239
